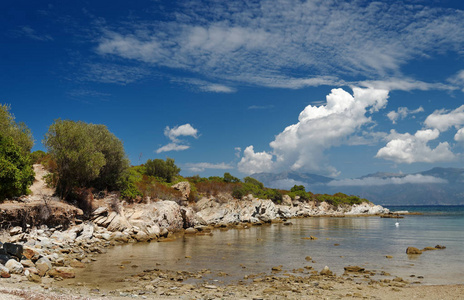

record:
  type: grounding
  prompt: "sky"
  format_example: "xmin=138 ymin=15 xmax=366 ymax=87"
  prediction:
xmin=2 ymin=0 xmax=464 ymax=181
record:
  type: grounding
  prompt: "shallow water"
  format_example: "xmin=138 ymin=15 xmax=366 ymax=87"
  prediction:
xmin=71 ymin=206 xmax=464 ymax=288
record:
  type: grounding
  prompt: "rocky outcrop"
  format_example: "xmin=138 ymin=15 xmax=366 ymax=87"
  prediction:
xmin=172 ymin=181 xmax=191 ymax=201
xmin=406 ymin=247 xmax=422 ymax=255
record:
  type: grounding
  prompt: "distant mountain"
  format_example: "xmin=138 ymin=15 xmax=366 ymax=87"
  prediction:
xmin=251 ymin=168 xmax=464 ymax=206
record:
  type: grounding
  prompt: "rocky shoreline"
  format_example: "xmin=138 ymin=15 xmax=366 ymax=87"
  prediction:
xmin=2 ymin=193 xmax=460 ymax=299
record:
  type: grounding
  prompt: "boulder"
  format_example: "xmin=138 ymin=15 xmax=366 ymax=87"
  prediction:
xmin=5 ymin=259 xmax=23 ymax=274
xmin=76 ymin=223 xmax=94 ymax=241
xmin=406 ymin=247 xmax=422 ymax=255
xmin=184 ymin=227 xmax=197 ymax=234
xmin=172 ymin=181 xmax=191 ymax=200
xmin=0 ymin=264 xmax=10 ymax=278
xmin=282 ymin=195 xmax=292 ymax=206
xmin=3 ymin=242 xmax=23 ymax=259
xmin=435 ymin=245 xmax=446 ymax=249
xmin=0 ymin=254 xmax=11 ymax=265
xmin=22 ymin=246 xmax=41 ymax=261
xmin=35 ymin=256 xmax=52 ymax=276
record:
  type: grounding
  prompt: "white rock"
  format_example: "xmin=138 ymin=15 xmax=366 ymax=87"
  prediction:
xmin=5 ymin=259 xmax=24 ymax=274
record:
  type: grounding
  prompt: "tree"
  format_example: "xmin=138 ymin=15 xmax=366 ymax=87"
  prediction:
xmin=243 ymin=176 xmax=264 ymax=189
xmin=223 ymin=172 xmax=240 ymax=183
xmin=0 ymin=104 xmax=34 ymax=153
xmin=43 ymin=120 xmax=128 ymax=197
xmin=144 ymin=158 xmax=180 ymax=183
xmin=0 ymin=135 xmax=35 ymax=200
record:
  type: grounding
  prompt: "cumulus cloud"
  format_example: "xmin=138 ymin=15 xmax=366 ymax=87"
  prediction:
xmin=156 ymin=124 xmax=198 ymax=153
xmin=185 ymin=162 xmax=233 ymax=173
xmin=94 ymin=1 xmax=464 ymax=90
xmin=387 ymin=106 xmax=424 ymax=124
xmin=328 ymin=174 xmax=447 ymax=187
xmin=455 ymin=128 xmax=464 ymax=142
xmin=375 ymin=129 xmax=455 ymax=164
xmin=424 ymin=105 xmax=464 ymax=131
xmin=237 ymin=146 xmax=274 ymax=174
xmin=238 ymin=87 xmax=389 ymax=175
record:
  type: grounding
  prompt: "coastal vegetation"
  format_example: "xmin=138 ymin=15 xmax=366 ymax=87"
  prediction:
xmin=1 ymin=103 xmax=368 ymax=208
xmin=0 ymin=104 xmax=35 ymax=200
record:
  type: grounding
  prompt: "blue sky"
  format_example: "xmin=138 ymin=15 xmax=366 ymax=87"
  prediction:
xmin=2 ymin=0 xmax=464 ymax=181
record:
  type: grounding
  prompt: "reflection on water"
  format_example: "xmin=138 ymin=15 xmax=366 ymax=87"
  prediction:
xmin=70 ymin=214 xmax=464 ymax=288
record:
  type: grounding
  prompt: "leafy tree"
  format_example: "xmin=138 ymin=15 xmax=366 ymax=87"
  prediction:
xmin=243 ymin=176 xmax=264 ymax=189
xmin=0 ymin=104 xmax=33 ymax=153
xmin=144 ymin=158 xmax=180 ymax=183
xmin=290 ymin=185 xmax=306 ymax=192
xmin=223 ymin=172 xmax=240 ymax=183
xmin=0 ymin=135 xmax=35 ymax=200
xmin=43 ymin=120 xmax=128 ymax=197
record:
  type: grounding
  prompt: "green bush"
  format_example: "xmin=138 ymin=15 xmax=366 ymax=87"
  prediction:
xmin=0 ymin=104 xmax=34 ymax=154
xmin=223 ymin=172 xmax=241 ymax=183
xmin=144 ymin=158 xmax=180 ymax=183
xmin=43 ymin=119 xmax=129 ymax=198
xmin=0 ymin=135 xmax=35 ymax=200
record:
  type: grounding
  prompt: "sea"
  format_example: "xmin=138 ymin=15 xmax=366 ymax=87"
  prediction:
xmin=70 ymin=205 xmax=464 ymax=288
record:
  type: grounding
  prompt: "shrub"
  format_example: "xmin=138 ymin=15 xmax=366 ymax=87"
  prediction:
xmin=144 ymin=158 xmax=180 ymax=183
xmin=223 ymin=172 xmax=240 ymax=183
xmin=0 ymin=104 xmax=33 ymax=154
xmin=0 ymin=135 xmax=35 ymax=200
xmin=43 ymin=120 xmax=129 ymax=199
xmin=243 ymin=177 xmax=264 ymax=189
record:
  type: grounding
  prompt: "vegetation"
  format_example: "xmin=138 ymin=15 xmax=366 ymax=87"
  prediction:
xmin=0 ymin=135 xmax=35 ymax=200
xmin=144 ymin=158 xmax=180 ymax=183
xmin=0 ymin=104 xmax=35 ymax=200
xmin=0 ymin=104 xmax=34 ymax=154
xmin=43 ymin=119 xmax=129 ymax=199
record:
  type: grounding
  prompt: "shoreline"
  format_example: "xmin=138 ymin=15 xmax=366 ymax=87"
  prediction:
xmin=0 ymin=196 xmax=460 ymax=298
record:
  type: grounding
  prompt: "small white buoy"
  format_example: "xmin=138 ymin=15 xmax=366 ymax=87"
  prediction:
xmin=395 ymin=222 xmax=400 ymax=227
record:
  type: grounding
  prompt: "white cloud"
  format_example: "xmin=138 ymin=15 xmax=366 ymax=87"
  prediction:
xmin=164 ymin=124 xmax=198 ymax=142
xmin=82 ymin=63 xmax=150 ymax=85
xmin=424 ymin=105 xmax=464 ymax=131
xmin=238 ymin=87 xmax=389 ymax=175
xmin=455 ymin=128 xmax=464 ymax=142
xmin=448 ymin=70 xmax=464 ymax=92
xmin=173 ymin=78 xmax=236 ymax=93
xmin=94 ymin=1 xmax=464 ymax=90
xmin=359 ymin=78 xmax=454 ymax=92
xmin=375 ymin=129 xmax=455 ymax=164
xmin=237 ymin=146 xmax=274 ymax=174
xmin=185 ymin=162 xmax=233 ymax=172
xmin=328 ymin=174 xmax=447 ymax=187
xmin=387 ymin=106 xmax=424 ymax=124
xmin=156 ymin=123 xmax=198 ymax=153
xmin=156 ymin=143 xmax=190 ymax=154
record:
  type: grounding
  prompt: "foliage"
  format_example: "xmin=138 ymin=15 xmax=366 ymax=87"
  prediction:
xmin=0 ymin=135 xmax=35 ymax=200
xmin=118 ymin=167 xmax=143 ymax=199
xmin=43 ymin=119 xmax=129 ymax=198
xmin=144 ymin=158 xmax=180 ymax=183
xmin=243 ymin=176 xmax=264 ymax=189
xmin=223 ymin=172 xmax=241 ymax=183
xmin=315 ymin=193 xmax=367 ymax=206
xmin=0 ymin=104 xmax=34 ymax=154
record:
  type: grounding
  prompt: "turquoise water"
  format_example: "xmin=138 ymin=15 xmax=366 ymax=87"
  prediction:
xmin=72 ymin=206 xmax=464 ymax=287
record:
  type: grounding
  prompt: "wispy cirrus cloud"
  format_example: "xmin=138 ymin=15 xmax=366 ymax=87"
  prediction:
xmin=14 ymin=26 xmax=54 ymax=41
xmin=328 ymin=174 xmax=447 ymax=187
xmin=185 ymin=162 xmax=233 ymax=173
xmin=93 ymin=1 xmax=464 ymax=90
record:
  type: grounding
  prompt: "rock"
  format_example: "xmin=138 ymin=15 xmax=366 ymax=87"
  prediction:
xmin=5 ymin=259 xmax=24 ymax=274
xmin=422 ymin=247 xmax=437 ymax=251
xmin=305 ymin=256 xmax=312 ymax=261
xmin=0 ymin=254 xmax=11 ymax=265
xmin=282 ymin=195 xmax=292 ymax=206
xmin=0 ymin=264 xmax=10 ymax=278
xmin=386 ymin=255 xmax=393 ymax=259
xmin=344 ymin=266 xmax=365 ymax=273
xmin=70 ymin=260 xmax=85 ymax=268
xmin=27 ymin=272 xmax=42 ymax=283
xmin=271 ymin=265 xmax=282 ymax=272
xmin=406 ymin=247 xmax=422 ymax=255
xmin=435 ymin=245 xmax=446 ymax=249
xmin=3 ymin=242 xmax=23 ymax=259
xmin=20 ymin=259 xmax=35 ymax=268
xmin=320 ymin=266 xmax=333 ymax=276
xmin=172 ymin=181 xmax=191 ymax=201
xmin=22 ymin=246 xmax=41 ymax=261
xmin=35 ymin=256 xmax=52 ymax=276
xmin=76 ymin=223 xmax=94 ymax=241
xmin=9 ymin=226 xmax=22 ymax=236
xmin=92 ymin=206 xmax=108 ymax=216
xmin=184 ymin=227 xmax=197 ymax=234
xmin=48 ymin=267 xmax=75 ymax=278
xmin=160 ymin=227 xmax=169 ymax=238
